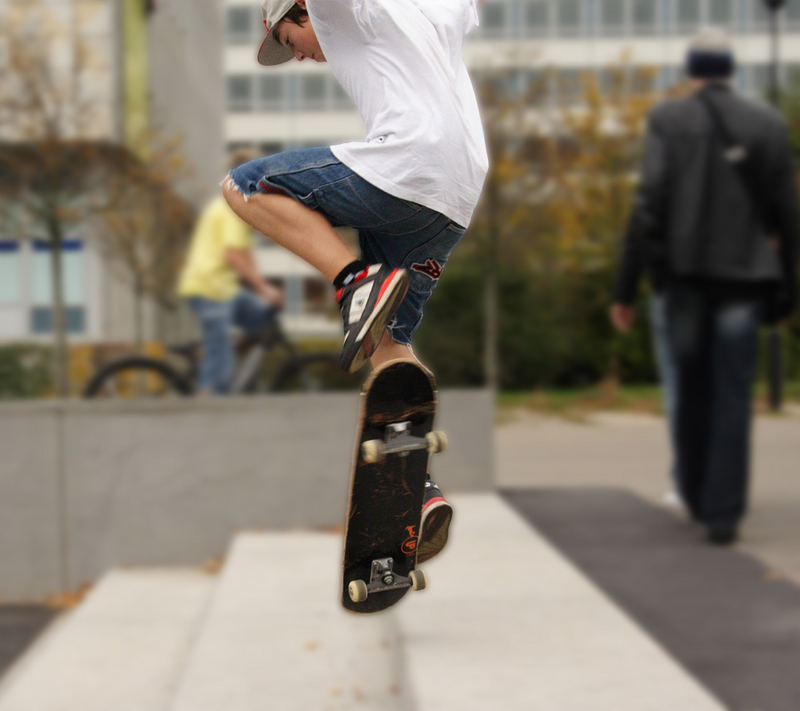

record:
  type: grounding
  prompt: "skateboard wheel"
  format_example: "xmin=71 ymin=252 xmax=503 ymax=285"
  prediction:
xmin=409 ymin=569 xmax=427 ymax=592
xmin=425 ymin=431 xmax=448 ymax=454
xmin=361 ymin=439 xmax=385 ymax=464
xmin=348 ymin=579 xmax=368 ymax=603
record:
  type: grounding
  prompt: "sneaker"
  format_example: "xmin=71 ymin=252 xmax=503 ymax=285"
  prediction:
xmin=335 ymin=264 xmax=410 ymax=373
xmin=417 ymin=477 xmax=453 ymax=564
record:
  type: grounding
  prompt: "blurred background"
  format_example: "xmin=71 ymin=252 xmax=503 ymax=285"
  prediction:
xmin=0 ymin=0 xmax=797 ymax=400
xmin=1 ymin=3 xmax=800 ymax=710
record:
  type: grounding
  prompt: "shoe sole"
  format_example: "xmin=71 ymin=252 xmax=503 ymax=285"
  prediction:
xmin=346 ymin=270 xmax=410 ymax=373
xmin=417 ymin=500 xmax=452 ymax=564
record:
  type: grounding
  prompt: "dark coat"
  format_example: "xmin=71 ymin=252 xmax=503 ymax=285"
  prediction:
xmin=614 ymin=83 xmax=799 ymax=319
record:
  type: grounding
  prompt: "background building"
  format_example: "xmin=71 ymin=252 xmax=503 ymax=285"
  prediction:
xmin=3 ymin=0 xmax=799 ymax=348
xmin=0 ymin=0 xmax=224 ymax=346
xmin=223 ymin=0 xmax=800 ymax=136
xmin=221 ymin=0 xmax=799 ymax=341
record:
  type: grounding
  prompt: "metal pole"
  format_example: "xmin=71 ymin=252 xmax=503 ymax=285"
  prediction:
xmin=764 ymin=0 xmax=785 ymax=412
xmin=769 ymin=4 xmax=780 ymax=106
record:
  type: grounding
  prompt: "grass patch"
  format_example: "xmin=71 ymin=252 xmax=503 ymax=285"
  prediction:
xmin=499 ymin=379 xmax=800 ymax=420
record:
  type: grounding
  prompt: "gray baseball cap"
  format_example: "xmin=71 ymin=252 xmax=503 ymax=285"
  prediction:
xmin=257 ymin=0 xmax=297 ymax=66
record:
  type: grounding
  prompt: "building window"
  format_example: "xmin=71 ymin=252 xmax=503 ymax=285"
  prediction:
xmin=709 ymin=0 xmax=735 ymax=26
xmin=0 ymin=241 xmax=21 ymax=304
xmin=788 ymin=0 xmax=800 ymax=28
xmin=31 ymin=240 xmax=85 ymax=334
xmin=556 ymin=0 xmax=585 ymax=36
xmin=747 ymin=0 xmax=770 ymax=30
xmin=734 ymin=63 xmax=751 ymax=94
xmin=299 ymin=75 xmax=326 ymax=110
xmin=227 ymin=6 xmax=257 ymax=46
xmin=30 ymin=306 xmax=86 ymax=335
xmin=675 ymin=0 xmax=701 ymax=32
xmin=228 ymin=75 xmax=253 ymax=112
xmin=599 ymin=0 xmax=627 ymax=36
xmin=257 ymin=74 xmax=284 ymax=111
xmin=524 ymin=0 xmax=551 ymax=36
xmin=632 ymin=0 xmax=658 ymax=34
xmin=480 ymin=0 xmax=510 ymax=38
xmin=258 ymin=142 xmax=283 ymax=155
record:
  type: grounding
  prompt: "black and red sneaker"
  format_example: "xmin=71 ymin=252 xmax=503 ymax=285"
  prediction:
xmin=417 ymin=477 xmax=453 ymax=564
xmin=335 ymin=264 xmax=409 ymax=373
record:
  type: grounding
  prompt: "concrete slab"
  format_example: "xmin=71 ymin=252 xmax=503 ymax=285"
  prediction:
xmin=171 ymin=534 xmax=411 ymax=711
xmin=0 ymin=570 xmax=214 ymax=711
xmin=175 ymin=495 xmax=724 ymax=711
xmin=0 ymin=388 xmax=493 ymax=598
xmin=0 ymin=406 xmax=63 ymax=599
xmin=396 ymin=494 xmax=725 ymax=710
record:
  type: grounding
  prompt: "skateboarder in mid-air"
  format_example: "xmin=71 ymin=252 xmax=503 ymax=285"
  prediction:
xmin=222 ymin=0 xmax=488 ymax=562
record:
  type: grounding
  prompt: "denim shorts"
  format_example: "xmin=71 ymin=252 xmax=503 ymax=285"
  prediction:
xmin=227 ymin=146 xmax=466 ymax=344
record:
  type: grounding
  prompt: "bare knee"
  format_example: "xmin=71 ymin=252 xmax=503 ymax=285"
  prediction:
xmin=221 ymin=176 xmax=247 ymax=215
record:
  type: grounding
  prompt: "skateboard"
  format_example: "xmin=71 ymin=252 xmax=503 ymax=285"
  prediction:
xmin=341 ymin=358 xmax=447 ymax=613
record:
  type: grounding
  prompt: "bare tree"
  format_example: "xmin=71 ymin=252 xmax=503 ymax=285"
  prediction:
xmin=0 ymin=2 xmax=195 ymax=393
xmin=96 ymin=135 xmax=195 ymax=353
xmin=0 ymin=1 xmax=113 ymax=395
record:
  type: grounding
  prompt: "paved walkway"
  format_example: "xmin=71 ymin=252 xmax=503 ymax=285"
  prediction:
xmin=0 ymin=496 xmax=723 ymax=711
xmin=496 ymin=406 xmax=800 ymax=583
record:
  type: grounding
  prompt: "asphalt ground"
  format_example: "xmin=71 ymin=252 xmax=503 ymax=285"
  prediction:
xmin=502 ymin=488 xmax=800 ymax=711
xmin=498 ymin=407 xmax=800 ymax=711
xmin=0 ymin=607 xmax=56 ymax=679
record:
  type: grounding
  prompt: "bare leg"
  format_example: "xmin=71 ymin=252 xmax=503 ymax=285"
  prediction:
xmin=370 ymin=331 xmax=418 ymax=370
xmin=222 ymin=178 xmax=356 ymax=283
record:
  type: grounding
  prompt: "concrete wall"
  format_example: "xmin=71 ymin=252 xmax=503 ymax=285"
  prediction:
xmin=0 ymin=389 xmax=493 ymax=600
xmin=148 ymin=0 xmax=225 ymax=206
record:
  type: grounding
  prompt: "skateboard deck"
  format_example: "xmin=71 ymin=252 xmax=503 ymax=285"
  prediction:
xmin=341 ymin=358 xmax=446 ymax=613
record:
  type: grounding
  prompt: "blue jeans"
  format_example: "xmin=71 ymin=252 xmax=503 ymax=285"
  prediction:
xmin=649 ymin=293 xmax=679 ymax=486
xmin=664 ymin=284 xmax=762 ymax=527
xmin=187 ymin=290 xmax=276 ymax=394
xmin=227 ymin=147 xmax=466 ymax=344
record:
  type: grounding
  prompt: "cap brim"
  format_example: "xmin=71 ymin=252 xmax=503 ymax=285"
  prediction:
xmin=257 ymin=30 xmax=294 ymax=66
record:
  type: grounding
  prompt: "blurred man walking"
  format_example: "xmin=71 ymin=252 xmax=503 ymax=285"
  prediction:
xmin=611 ymin=27 xmax=799 ymax=545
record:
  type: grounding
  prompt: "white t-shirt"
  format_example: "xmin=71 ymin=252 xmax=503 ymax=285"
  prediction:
xmin=307 ymin=0 xmax=488 ymax=228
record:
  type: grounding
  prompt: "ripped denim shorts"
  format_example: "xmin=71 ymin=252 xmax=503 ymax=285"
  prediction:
xmin=227 ymin=146 xmax=465 ymax=344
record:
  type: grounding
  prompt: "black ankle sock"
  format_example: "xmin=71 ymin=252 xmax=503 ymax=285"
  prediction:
xmin=333 ymin=260 xmax=368 ymax=289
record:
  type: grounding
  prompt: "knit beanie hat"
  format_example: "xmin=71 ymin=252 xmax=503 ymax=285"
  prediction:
xmin=686 ymin=26 xmax=736 ymax=79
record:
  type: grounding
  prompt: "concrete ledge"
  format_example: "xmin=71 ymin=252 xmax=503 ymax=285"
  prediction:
xmin=172 ymin=534 xmax=411 ymax=711
xmin=0 ymin=570 xmax=214 ymax=711
xmin=0 ymin=389 xmax=493 ymax=599
xmin=3 ymin=496 xmax=724 ymax=710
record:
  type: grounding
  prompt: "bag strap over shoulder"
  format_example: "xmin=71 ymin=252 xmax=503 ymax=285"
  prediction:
xmin=695 ymin=89 xmax=768 ymax=229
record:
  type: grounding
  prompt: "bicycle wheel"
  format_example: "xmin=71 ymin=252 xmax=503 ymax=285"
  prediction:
xmin=270 ymin=354 xmax=364 ymax=393
xmin=82 ymin=357 xmax=193 ymax=399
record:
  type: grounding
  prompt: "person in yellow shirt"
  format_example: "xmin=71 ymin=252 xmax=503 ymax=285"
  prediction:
xmin=178 ymin=193 xmax=284 ymax=394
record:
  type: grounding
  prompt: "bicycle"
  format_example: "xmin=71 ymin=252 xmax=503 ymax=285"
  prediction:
xmin=82 ymin=318 xmax=364 ymax=398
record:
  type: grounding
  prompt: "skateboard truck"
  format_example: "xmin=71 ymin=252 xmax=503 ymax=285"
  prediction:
xmin=347 ymin=557 xmax=427 ymax=603
xmin=361 ymin=422 xmax=448 ymax=464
